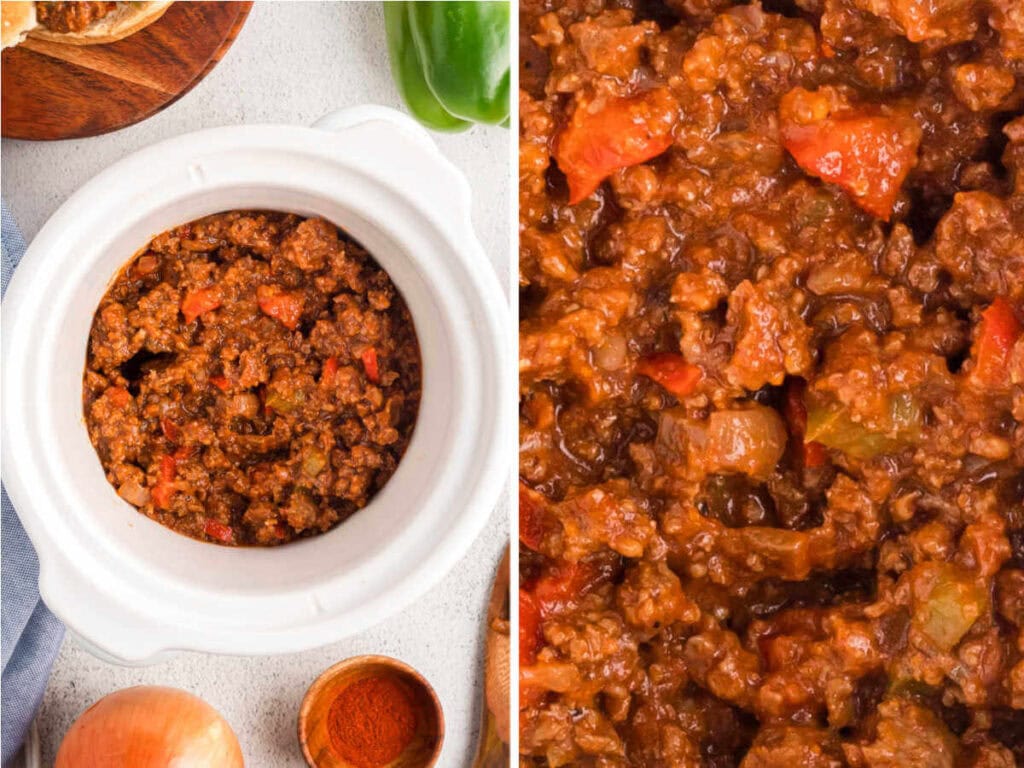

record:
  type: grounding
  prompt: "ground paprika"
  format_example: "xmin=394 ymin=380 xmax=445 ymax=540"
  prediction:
xmin=326 ymin=675 xmax=418 ymax=768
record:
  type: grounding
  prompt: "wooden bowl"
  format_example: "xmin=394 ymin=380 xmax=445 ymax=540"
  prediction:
xmin=299 ymin=655 xmax=444 ymax=768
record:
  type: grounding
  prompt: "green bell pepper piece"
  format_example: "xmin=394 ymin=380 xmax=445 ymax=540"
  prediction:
xmin=384 ymin=3 xmax=470 ymax=132
xmin=913 ymin=563 xmax=988 ymax=651
xmin=407 ymin=1 xmax=510 ymax=126
xmin=805 ymin=391 xmax=922 ymax=460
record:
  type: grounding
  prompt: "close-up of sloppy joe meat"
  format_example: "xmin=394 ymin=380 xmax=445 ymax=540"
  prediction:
xmin=519 ymin=0 xmax=1024 ymax=766
xmin=84 ymin=211 xmax=421 ymax=547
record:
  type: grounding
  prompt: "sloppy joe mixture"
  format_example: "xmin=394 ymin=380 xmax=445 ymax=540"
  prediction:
xmin=35 ymin=2 xmax=117 ymax=33
xmin=84 ymin=212 xmax=421 ymax=546
xmin=520 ymin=0 xmax=1024 ymax=765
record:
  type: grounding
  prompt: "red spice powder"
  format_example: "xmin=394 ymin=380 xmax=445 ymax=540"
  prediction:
xmin=326 ymin=675 xmax=418 ymax=768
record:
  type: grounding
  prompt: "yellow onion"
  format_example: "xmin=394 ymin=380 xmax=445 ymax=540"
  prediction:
xmin=55 ymin=686 xmax=244 ymax=767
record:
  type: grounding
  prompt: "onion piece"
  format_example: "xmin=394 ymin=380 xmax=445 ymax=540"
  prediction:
xmin=704 ymin=406 xmax=787 ymax=479
xmin=592 ymin=333 xmax=627 ymax=371
xmin=56 ymin=686 xmax=244 ymax=768
xmin=658 ymin=405 xmax=787 ymax=479
xmin=116 ymin=479 xmax=150 ymax=507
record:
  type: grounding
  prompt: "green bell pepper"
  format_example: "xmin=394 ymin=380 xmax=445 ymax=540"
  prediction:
xmin=384 ymin=3 xmax=470 ymax=132
xmin=805 ymin=391 xmax=922 ymax=460
xmin=384 ymin=1 xmax=510 ymax=131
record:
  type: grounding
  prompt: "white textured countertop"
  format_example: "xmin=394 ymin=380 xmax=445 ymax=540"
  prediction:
xmin=1 ymin=3 xmax=511 ymax=766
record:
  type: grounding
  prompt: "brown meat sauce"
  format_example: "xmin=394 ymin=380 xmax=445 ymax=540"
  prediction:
xmin=35 ymin=2 xmax=117 ymax=33
xmin=519 ymin=0 xmax=1024 ymax=766
xmin=84 ymin=212 xmax=421 ymax=546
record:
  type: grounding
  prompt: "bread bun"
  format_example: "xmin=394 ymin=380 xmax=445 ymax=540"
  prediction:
xmin=29 ymin=1 xmax=172 ymax=45
xmin=2 ymin=1 xmax=37 ymax=50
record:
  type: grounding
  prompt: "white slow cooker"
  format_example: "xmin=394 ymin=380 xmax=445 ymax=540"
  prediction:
xmin=1 ymin=106 xmax=512 ymax=664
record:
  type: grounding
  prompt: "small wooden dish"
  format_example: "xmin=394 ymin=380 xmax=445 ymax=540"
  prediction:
xmin=299 ymin=655 xmax=444 ymax=768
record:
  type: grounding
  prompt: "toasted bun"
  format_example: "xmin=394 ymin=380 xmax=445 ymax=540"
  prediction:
xmin=2 ymin=1 xmax=37 ymax=50
xmin=29 ymin=1 xmax=173 ymax=45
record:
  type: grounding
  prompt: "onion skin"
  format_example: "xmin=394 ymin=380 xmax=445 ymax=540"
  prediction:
xmin=55 ymin=686 xmax=244 ymax=767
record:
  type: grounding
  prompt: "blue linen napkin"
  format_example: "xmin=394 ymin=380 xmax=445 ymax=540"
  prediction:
xmin=1 ymin=202 xmax=65 ymax=767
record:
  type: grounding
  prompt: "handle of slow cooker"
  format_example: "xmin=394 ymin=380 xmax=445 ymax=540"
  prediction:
xmin=313 ymin=105 xmax=440 ymax=155
xmin=312 ymin=103 xmax=477 ymax=247
xmin=39 ymin=557 xmax=182 ymax=665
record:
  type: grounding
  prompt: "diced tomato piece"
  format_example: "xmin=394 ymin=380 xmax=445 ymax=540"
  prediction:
xmin=783 ymin=378 xmax=809 ymax=435
xmin=256 ymin=285 xmax=304 ymax=330
xmin=203 ymin=519 xmax=235 ymax=544
xmin=321 ymin=356 xmax=339 ymax=387
xmin=802 ymin=441 xmax=829 ymax=468
xmin=783 ymin=377 xmax=829 ymax=468
xmin=160 ymin=417 xmax=180 ymax=444
xmin=971 ymin=297 xmax=1022 ymax=387
xmin=159 ymin=454 xmax=176 ymax=483
xmin=555 ymin=88 xmax=677 ymax=204
xmin=361 ymin=347 xmax=380 ymax=384
xmin=150 ymin=484 xmax=174 ymax=509
xmin=209 ymin=375 xmax=231 ymax=392
xmin=519 ymin=484 xmax=552 ymax=552
xmin=636 ymin=353 xmax=702 ymax=398
xmin=519 ymin=589 xmax=543 ymax=666
xmin=181 ymin=285 xmax=223 ymax=324
xmin=532 ymin=561 xmax=603 ymax=618
xmin=780 ymin=88 xmax=921 ymax=220
xmin=105 ymin=386 xmax=131 ymax=409
xmin=150 ymin=455 xmax=177 ymax=509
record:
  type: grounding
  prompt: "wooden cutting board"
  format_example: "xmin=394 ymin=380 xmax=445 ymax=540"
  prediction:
xmin=2 ymin=1 xmax=253 ymax=140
